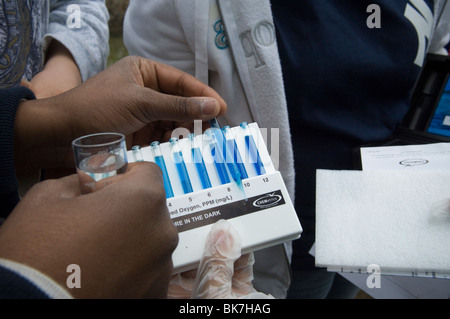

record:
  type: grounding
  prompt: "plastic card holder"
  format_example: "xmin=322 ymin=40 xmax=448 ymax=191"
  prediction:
xmin=128 ymin=122 xmax=302 ymax=273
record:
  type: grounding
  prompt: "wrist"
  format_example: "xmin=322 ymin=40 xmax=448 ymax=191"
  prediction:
xmin=14 ymin=97 xmax=73 ymax=171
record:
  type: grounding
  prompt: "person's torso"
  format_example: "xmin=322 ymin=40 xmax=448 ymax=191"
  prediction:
xmin=272 ymin=0 xmax=436 ymax=143
xmin=0 ymin=0 xmax=48 ymax=88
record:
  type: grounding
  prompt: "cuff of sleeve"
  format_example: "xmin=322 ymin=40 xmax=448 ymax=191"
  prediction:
xmin=0 ymin=87 xmax=36 ymax=217
xmin=0 ymin=258 xmax=73 ymax=299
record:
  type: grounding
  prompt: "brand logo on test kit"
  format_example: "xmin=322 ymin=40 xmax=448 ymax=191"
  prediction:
xmin=253 ymin=192 xmax=282 ymax=209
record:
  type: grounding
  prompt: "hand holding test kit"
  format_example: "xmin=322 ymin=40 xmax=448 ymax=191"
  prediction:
xmin=128 ymin=122 xmax=302 ymax=273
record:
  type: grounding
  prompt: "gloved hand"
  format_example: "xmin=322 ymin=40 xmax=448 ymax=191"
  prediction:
xmin=168 ymin=220 xmax=274 ymax=299
xmin=429 ymin=197 xmax=450 ymax=222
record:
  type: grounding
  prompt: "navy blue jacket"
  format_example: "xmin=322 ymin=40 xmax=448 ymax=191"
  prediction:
xmin=0 ymin=87 xmax=47 ymax=298
xmin=0 ymin=87 xmax=35 ymax=218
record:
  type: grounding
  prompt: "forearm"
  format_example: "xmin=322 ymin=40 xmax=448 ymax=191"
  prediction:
xmin=29 ymin=40 xmax=82 ymax=99
xmin=45 ymin=40 xmax=82 ymax=87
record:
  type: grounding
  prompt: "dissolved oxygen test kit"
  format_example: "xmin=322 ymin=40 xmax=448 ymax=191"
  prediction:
xmin=128 ymin=121 xmax=302 ymax=273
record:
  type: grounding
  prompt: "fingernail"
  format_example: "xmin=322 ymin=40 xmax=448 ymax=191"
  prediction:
xmin=200 ymin=98 xmax=219 ymax=116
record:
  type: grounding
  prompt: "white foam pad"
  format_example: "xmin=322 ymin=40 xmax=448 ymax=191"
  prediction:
xmin=315 ymin=169 xmax=450 ymax=277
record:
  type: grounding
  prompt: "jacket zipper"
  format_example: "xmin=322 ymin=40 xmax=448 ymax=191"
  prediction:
xmin=216 ymin=0 xmax=232 ymax=51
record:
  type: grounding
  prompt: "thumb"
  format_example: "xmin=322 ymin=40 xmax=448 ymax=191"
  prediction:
xmin=192 ymin=220 xmax=242 ymax=299
xmin=138 ymin=90 xmax=223 ymax=122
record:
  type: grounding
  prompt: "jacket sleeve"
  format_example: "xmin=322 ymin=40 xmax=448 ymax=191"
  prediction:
xmin=123 ymin=0 xmax=196 ymax=76
xmin=429 ymin=0 xmax=450 ymax=54
xmin=0 ymin=87 xmax=35 ymax=218
xmin=0 ymin=265 xmax=50 ymax=299
xmin=45 ymin=0 xmax=110 ymax=81
xmin=0 ymin=259 xmax=72 ymax=299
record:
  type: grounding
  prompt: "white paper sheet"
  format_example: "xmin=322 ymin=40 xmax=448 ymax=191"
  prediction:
xmin=360 ymin=142 xmax=450 ymax=170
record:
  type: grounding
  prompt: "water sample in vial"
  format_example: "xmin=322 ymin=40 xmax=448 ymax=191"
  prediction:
xmin=151 ymin=141 xmax=174 ymax=198
xmin=78 ymin=152 xmax=128 ymax=182
xmin=204 ymin=129 xmax=230 ymax=185
xmin=240 ymin=122 xmax=266 ymax=176
xmin=170 ymin=137 xmax=193 ymax=194
xmin=222 ymin=126 xmax=248 ymax=179
xmin=188 ymin=133 xmax=212 ymax=189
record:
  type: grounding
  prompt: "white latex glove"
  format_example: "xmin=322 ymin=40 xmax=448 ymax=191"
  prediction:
xmin=190 ymin=219 xmax=274 ymax=299
xmin=429 ymin=198 xmax=450 ymax=222
xmin=167 ymin=269 xmax=196 ymax=299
